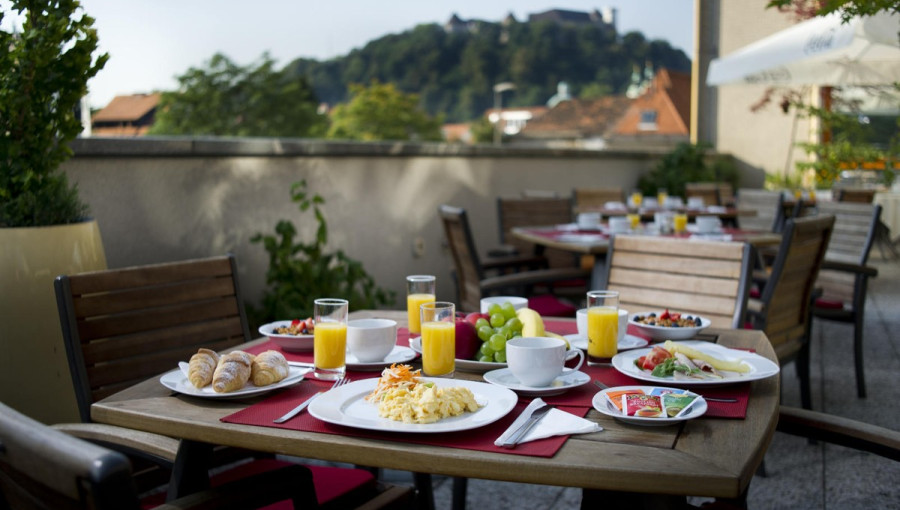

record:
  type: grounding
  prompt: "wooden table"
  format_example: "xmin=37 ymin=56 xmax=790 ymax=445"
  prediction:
xmin=91 ymin=310 xmax=779 ymax=509
xmin=511 ymin=225 xmax=782 ymax=289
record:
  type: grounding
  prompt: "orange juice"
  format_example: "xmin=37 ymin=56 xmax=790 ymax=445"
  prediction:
xmin=657 ymin=190 xmax=668 ymax=206
xmin=627 ymin=213 xmax=641 ymax=229
xmin=631 ymin=192 xmax=643 ymax=207
xmin=421 ymin=321 xmax=455 ymax=376
xmin=407 ymin=293 xmax=435 ymax=334
xmin=314 ymin=322 xmax=347 ymax=369
xmin=587 ymin=307 xmax=618 ymax=360
xmin=673 ymin=213 xmax=688 ymax=233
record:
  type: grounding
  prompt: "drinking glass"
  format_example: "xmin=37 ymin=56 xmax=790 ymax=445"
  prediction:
xmin=657 ymin=188 xmax=669 ymax=208
xmin=630 ymin=190 xmax=643 ymax=208
xmin=627 ymin=213 xmax=641 ymax=230
xmin=673 ymin=213 xmax=688 ymax=233
xmin=313 ymin=298 xmax=348 ymax=380
xmin=420 ymin=301 xmax=455 ymax=377
xmin=406 ymin=275 xmax=435 ymax=336
xmin=586 ymin=291 xmax=619 ymax=366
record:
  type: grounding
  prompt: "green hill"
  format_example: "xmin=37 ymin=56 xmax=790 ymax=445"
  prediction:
xmin=285 ymin=19 xmax=690 ymax=123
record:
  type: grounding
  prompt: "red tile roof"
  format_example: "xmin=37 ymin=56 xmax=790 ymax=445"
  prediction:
xmin=91 ymin=93 xmax=160 ymax=123
xmin=517 ymin=96 xmax=632 ymax=139
xmin=610 ymin=69 xmax=690 ymax=136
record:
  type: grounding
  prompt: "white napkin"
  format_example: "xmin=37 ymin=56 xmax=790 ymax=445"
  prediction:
xmin=494 ymin=398 xmax=602 ymax=447
xmin=689 ymin=233 xmax=733 ymax=242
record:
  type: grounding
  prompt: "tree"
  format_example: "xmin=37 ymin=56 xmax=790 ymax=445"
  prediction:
xmin=150 ymin=53 xmax=326 ymax=137
xmin=767 ymin=0 xmax=899 ymax=22
xmin=327 ymin=81 xmax=443 ymax=141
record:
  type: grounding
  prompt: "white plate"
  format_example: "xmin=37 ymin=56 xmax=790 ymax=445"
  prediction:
xmin=629 ymin=311 xmax=711 ymax=340
xmin=611 ymin=341 xmax=780 ymax=386
xmin=483 ymin=368 xmax=590 ymax=397
xmin=686 ymin=224 xmax=724 ymax=234
xmin=346 ymin=346 xmax=417 ymax=371
xmin=308 ymin=377 xmax=517 ymax=433
xmin=161 ymin=364 xmax=310 ymax=399
xmin=564 ymin=333 xmax=649 ymax=351
xmin=409 ymin=337 xmax=578 ymax=374
xmin=556 ymin=233 xmax=606 ymax=244
xmin=259 ymin=321 xmax=314 ymax=352
xmin=592 ymin=386 xmax=708 ymax=426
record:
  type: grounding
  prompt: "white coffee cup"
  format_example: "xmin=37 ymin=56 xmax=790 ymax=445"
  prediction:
xmin=506 ymin=337 xmax=585 ymax=387
xmin=577 ymin=308 xmax=628 ymax=342
xmin=480 ymin=296 xmax=528 ymax=314
xmin=688 ymin=197 xmax=705 ymax=208
xmin=608 ymin=217 xmax=630 ymax=234
xmin=347 ymin=318 xmax=397 ymax=362
xmin=696 ymin=216 xmax=721 ymax=233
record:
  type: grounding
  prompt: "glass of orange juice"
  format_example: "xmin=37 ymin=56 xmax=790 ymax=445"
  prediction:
xmin=420 ymin=301 xmax=455 ymax=377
xmin=630 ymin=190 xmax=643 ymax=208
xmin=586 ymin=290 xmax=619 ymax=366
xmin=313 ymin=298 xmax=348 ymax=380
xmin=657 ymin=188 xmax=668 ymax=208
xmin=406 ymin=275 xmax=436 ymax=336
xmin=673 ymin=213 xmax=688 ymax=233
xmin=627 ymin=213 xmax=641 ymax=230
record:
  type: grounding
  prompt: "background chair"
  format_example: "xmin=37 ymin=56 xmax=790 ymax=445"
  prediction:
xmin=573 ymin=187 xmax=625 ymax=213
xmin=835 ymin=188 xmax=877 ymax=203
xmin=746 ymin=215 xmax=835 ymax=410
xmin=53 ymin=254 xmax=403 ymax=508
xmin=685 ymin=182 xmax=722 ymax=207
xmin=493 ymin=195 xmax=580 ymax=270
xmin=776 ymin=405 xmax=900 ymax=461
xmin=439 ymin=205 xmax=589 ymax=316
xmin=0 ymin=400 xmax=318 ymax=510
xmin=811 ymin=201 xmax=881 ymax=398
xmin=600 ymin=235 xmax=754 ymax=329
xmin=736 ymin=188 xmax=787 ymax=233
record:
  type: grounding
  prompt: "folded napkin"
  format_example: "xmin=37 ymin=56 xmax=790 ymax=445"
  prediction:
xmin=494 ymin=398 xmax=601 ymax=447
xmin=689 ymin=233 xmax=733 ymax=242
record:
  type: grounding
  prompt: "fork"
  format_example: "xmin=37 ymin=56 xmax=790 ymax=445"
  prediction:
xmin=273 ymin=376 xmax=350 ymax=423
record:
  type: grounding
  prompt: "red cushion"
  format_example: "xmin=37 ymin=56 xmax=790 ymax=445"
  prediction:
xmin=528 ymin=295 xmax=577 ymax=318
xmin=749 ymin=288 xmax=761 ymax=299
xmin=815 ymin=298 xmax=845 ymax=310
xmin=553 ymin=278 xmax=588 ymax=288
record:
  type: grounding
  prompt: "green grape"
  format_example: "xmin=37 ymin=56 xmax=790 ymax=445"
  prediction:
xmin=506 ymin=317 xmax=523 ymax=332
xmin=479 ymin=355 xmax=493 ymax=363
xmin=480 ymin=342 xmax=495 ymax=357
xmin=489 ymin=333 xmax=506 ymax=351
xmin=511 ymin=331 xmax=522 ymax=338
xmin=501 ymin=302 xmax=517 ymax=320
xmin=489 ymin=312 xmax=505 ymax=327
xmin=487 ymin=303 xmax=503 ymax=317
xmin=493 ymin=350 xmax=507 ymax=363
xmin=497 ymin=325 xmax=511 ymax=339
xmin=475 ymin=318 xmax=491 ymax=330
xmin=477 ymin=325 xmax=494 ymax=342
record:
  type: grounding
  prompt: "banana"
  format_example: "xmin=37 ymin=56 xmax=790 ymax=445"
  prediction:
xmin=516 ymin=307 xmax=545 ymax=337
xmin=544 ymin=331 xmax=570 ymax=349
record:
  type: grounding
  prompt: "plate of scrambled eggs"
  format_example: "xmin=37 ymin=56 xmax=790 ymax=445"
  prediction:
xmin=307 ymin=366 xmax=517 ymax=433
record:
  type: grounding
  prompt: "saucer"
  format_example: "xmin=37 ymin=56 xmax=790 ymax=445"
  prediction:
xmin=564 ymin=334 xmax=649 ymax=351
xmin=345 ymin=346 xmax=417 ymax=371
xmin=482 ymin=368 xmax=590 ymax=396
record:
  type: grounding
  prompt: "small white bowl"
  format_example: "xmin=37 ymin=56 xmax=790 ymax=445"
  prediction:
xmin=629 ymin=312 xmax=711 ymax=341
xmin=259 ymin=320 xmax=314 ymax=352
xmin=347 ymin=318 xmax=397 ymax=362
xmin=480 ymin=296 xmax=528 ymax=314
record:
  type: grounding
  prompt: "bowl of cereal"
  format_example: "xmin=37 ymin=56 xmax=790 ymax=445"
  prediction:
xmin=259 ymin=319 xmax=315 ymax=352
xmin=629 ymin=310 xmax=711 ymax=341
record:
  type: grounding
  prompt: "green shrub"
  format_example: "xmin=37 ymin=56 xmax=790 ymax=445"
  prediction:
xmin=637 ymin=142 xmax=739 ymax=198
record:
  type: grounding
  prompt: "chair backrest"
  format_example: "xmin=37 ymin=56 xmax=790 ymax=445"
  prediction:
xmin=55 ymin=254 xmax=251 ymax=422
xmin=0 ymin=402 xmax=140 ymax=510
xmin=814 ymin=201 xmax=882 ymax=303
xmin=685 ymin=182 xmax=722 ymax=207
xmin=439 ymin=205 xmax=486 ymax=313
xmin=836 ymin=188 xmax=877 ymax=203
xmin=602 ymin=235 xmax=754 ymax=329
xmin=736 ymin=188 xmax=786 ymax=232
xmin=573 ymin=187 xmax=624 ymax=213
xmin=497 ymin=196 xmax=575 ymax=268
xmin=756 ymin=215 xmax=835 ymax=360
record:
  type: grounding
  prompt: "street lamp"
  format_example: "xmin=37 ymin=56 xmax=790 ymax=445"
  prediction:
xmin=492 ymin=82 xmax=515 ymax=145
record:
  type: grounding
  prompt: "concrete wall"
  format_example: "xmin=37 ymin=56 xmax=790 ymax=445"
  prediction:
xmin=64 ymin=137 xmax=666 ymax=310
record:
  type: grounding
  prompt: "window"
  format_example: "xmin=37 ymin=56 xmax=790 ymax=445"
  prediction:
xmin=638 ymin=109 xmax=658 ymax=131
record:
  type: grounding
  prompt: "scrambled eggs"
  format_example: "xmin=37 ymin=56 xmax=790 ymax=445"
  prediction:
xmin=376 ymin=382 xmax=481 ymax=424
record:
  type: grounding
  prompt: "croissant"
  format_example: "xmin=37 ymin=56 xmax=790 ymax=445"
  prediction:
xmin=251 ymin=350 xmax=290 ymax=386
xmin=212 ymin=351 xmax=254 ymax=393
xmin=188 ymin=348 xmax=219 ymax=388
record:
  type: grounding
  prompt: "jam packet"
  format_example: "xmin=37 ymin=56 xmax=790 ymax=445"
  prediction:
xmin=605 ymin=389 xmax=645 ymax=412
xmin=623 ymin=394 xmax=663 ymax=418
xmin=662 ymin=393 xmax=698 ymax=417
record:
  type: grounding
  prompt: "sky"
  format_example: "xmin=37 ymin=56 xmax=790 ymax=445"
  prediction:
xmin=3 ymin=1 xmax=696 ymax=109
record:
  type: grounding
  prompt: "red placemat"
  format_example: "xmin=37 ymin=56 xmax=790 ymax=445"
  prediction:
xmin=221 ymin=383 xmax=589 ymax=458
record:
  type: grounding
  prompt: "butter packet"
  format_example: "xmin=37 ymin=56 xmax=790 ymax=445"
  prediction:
xmin=662 ymin=394 xmax=698 ymax=418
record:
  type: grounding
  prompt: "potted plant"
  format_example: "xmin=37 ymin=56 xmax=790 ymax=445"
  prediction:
xmin=0 ymin=0 xmax=109 ymax=424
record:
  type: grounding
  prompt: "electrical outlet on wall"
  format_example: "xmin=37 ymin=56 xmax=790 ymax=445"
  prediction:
xmin=412 ymin=237 xmax=426 ymax=258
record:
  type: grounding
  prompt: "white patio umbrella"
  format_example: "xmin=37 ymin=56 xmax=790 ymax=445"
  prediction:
xmin=707 ymin=11 xmax=900 ymax=86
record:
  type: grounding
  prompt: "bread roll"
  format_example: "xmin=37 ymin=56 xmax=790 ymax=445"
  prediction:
xmin=251 ymin=350 xmax=290 ymax=386
xmin=188 ymin=348 xmax=219 ymax=388
xmin=212 ymin=351 xmax=254 ymax=393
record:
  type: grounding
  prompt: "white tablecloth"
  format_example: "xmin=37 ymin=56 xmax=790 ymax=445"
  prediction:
xmin=874 ymin=192 xmax=900 ymax=241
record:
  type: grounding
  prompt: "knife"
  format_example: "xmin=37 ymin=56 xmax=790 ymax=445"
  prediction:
xmin=500 ymin=405 xmax=553 ymax=449
xmin=273 ymin=392 xmax=321 ymax=423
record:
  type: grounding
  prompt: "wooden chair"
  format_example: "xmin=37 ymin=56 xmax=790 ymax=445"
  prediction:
xmin=494 ymin=195 xmax=578 ymax=270
xmin=601 ymin=235 xmax=754 ymax=329
xmin=685 ymin=182 xmax=722 ymax=207
xmin=746 ymin=215 xmax=835 ymax=410
xmin=811 ymin=201 xmax=881 ymax=398
xmin=573 ymin=187 xmax=625 ymax=213
xmin=0 ymin=401 xmax=319 ymax=510
xmin=736 ymin=188 xmax=787 ymax=232
xmin=777 ymin=406 xmax=900 ymax=461
xmin=53 ymin=254 xmax=407 ymax=508
xmin=439 ymin=205 xmax=590 ymax=315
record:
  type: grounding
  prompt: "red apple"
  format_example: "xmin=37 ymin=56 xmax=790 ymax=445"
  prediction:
xmin=464 ymin=312 xmax=488 ymax=328
xmin=454 ymin=318 xmax=481 ymax=360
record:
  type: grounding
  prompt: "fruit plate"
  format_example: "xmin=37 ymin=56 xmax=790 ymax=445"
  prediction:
xmin=259 ymin=321 xmax=314 ymax=352
xmin=629 ymin=312 xmax=711 ymax=341
xmin=409 ymin=337 xmax=578 ymax=374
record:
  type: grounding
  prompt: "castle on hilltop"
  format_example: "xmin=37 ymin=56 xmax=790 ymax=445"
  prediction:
xmin=444 ymin=7 xmax=617 ymax=34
